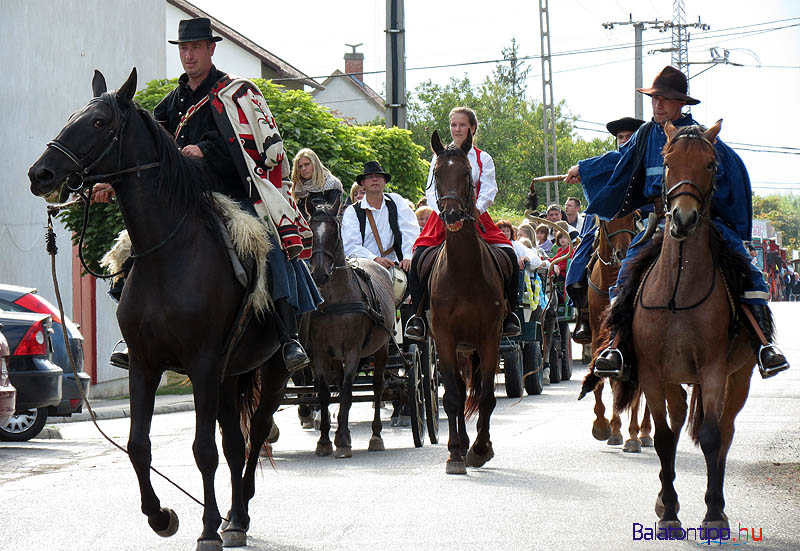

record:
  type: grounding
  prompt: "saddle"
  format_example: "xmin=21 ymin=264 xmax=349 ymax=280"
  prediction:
xmin=314 ymin=260 xmax=393 ymax=334
xmin=418 ymin=242 xmax=513 ymax=288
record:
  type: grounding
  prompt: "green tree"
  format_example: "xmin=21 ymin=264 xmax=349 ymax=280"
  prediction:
xmin=753 ymin=194 xmax=800 ymax=250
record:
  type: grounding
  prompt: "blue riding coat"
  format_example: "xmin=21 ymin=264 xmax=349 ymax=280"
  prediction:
xmin=578 ymin=114 xmax=768 ymax=304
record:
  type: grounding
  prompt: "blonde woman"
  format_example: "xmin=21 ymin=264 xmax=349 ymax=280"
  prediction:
xmin=291 ymin=148 xmax=343 ymax=218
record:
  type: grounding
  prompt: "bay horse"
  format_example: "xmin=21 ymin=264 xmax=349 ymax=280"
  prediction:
xmin=614 ymin=119 xmax=757 ymax=533
xmin=428 ymin=130 xmax=508 ymax=475
xmin=28 ymin=69 xmax=291 ymax=551
xmin=305 ymin=198 xmax=395 ymax=458
xmin=586 ymin=215 xmax=653 ymax=452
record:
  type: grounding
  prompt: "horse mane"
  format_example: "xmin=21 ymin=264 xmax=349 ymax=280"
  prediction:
xmin=129 ymin=99 xmax=219 ymax=221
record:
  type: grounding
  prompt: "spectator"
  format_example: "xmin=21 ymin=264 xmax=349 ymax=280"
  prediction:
xmin=535 ymin=224 xmax=552 ymax=253
xmin=415 ymin=206 xmax=433 ymax=229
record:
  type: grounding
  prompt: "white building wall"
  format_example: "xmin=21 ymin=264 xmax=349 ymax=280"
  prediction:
xmin=166 ymin=4 xmax=263 ymax=80
xmin=313 ymin=78 xmax=385 ymax=124
xmin=0 ymin=0 xmax=164 ymax=397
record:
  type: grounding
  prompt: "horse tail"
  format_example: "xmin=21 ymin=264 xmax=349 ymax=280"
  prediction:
xmin=613 ymin=379 xmax=638 ymax=415
xmin=687 ymin=384 xmax=704 ymax=444
xmin=238 ymin=369 xmax=273 ymax=465
xmin=464 ymin=351 xmax=481 ymax=419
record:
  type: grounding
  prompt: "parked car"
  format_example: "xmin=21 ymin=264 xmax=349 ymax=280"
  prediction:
xmin=0 ymin=324 xmax=16 ymax=426
xmin=0 ymin=311 xmax=63 ymax=441
xmin=0 ymin=284 xmax=90 ymax=417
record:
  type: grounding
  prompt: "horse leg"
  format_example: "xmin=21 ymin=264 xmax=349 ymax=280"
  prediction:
xmin=368 ymin=346 xmax=388 ymax=452
xmin=126 ymin=362 xmax=179 ymax=538
xmin=623 ymin=391 xmax=643 ymax=453
xmin=334 ymin=347 xmax=361 ymax=458
xmin=639 ymin=398 xmax=653 ymax=447
xmin=466 ymin=343 xmax=498 ymax=468
xmin=439 ymin=344 xmax=467 ymax=474
xmin=217 ymin=375 xmax=248 ymax=547
xmin=591 ymin=380 xmax=611 ymax=441
xmin=313 ymin=355 xmax=333 ymax=457
xmin=644 ymin=384 xmax=682 ymax=530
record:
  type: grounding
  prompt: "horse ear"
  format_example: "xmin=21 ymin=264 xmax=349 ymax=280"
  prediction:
xmin=92 ymin=70 xmax=107 ymax=97
xmin=304 ymin=196 xmax=316 ymax=216
xmin=460 ymin=128 xmax=473 ymax=154
xmin=117 ymin=67 xmax=138 ymax=106
xmin=703 ymin=119 xmax=722 ymax=144
xmin=663 ymin=119 xmax=679 ymax=141
xmin=431 ymin=130 xmax=444 ymax=155
xmin=330 ymin=195 xmax=341 ymax=216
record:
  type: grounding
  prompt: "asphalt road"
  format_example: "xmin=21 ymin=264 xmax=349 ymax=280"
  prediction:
xmin=1 ymin=303 xmax=798 ymax=551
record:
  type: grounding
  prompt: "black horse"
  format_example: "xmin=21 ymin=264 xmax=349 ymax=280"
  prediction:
xmin=306 ymin=198 xmax=395 ymax=458
xmin=28 ymin=68 xmax=290 ymax=551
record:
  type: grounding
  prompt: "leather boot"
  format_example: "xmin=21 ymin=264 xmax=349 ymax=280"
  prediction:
xmin=570 ymin=285 xmax=592 ymax=344
xmin=404 ymin=315 xmax=426 ymax=341
xmin=748 ymin=304 xmax=789 ymax=378
xmin=110 ymin=347 xmax=129 ymax=370
xmin=275 ymin=298 xmax=310 ymax=372
xmin=502 ymin=312 xmax=521 ymax=337
xmin=593 ymin=332 xmax=629 ymax=381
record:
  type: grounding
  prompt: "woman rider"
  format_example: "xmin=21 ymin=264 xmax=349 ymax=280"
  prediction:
xmin=404 ymin=106 xmax=521 ymax=340
xmin=290 ymin=148 xmax=344 ymax=219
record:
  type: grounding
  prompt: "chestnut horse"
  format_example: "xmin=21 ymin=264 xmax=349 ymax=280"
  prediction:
xmin=587 ymin=215 xmax=653 ymax=452
xmin=428 ymin=130 xmax=507 ymax=475
xmin=616 ymin=120 xmax=756 ymax=532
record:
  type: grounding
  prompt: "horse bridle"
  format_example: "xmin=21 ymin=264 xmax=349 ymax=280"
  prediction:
xmin=596 ymin=221 xmax=636 ymax=267
xmin=433 ymin=151 xmax=477 ymax=226
xmin=46 ymin=94 xmax=160 ymax=188
xmin=309 ymin=210 xmax=344 ymax=284
xmin=661 ymin=133 xmax=718 ymax=217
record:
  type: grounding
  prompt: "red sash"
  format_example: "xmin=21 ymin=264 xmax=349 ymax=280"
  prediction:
xmin=414 ymin=146 xmax=510 ymax=249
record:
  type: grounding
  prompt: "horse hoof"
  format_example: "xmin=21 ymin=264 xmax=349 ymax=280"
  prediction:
xmin=607 ymin=434 xmax=624 ymax=446
xmin=465 ymin=446 xmax=495 ymax=468
xmin=368 ymin=436 xmax=385 ymax=452
xmin=446 ymin=460 xmax=467 ymax=475
xmin=315 ymin=442 xmax=332 ymax=456
xmin=153 ymin=507 xmax=179 ymax=537
xmin=221 ymin=528 xmax=247 ymax=548
xmin=301 ymin=419 xmax=314 ymax=430
xmin=657 ymin=519 xmax=682 ymax=536
xmin=592 ymin=423 xmax=611 ymax=441
xmin=701 ymin=514 xmax=729 ymax=533
xmin=655 ymin=496 xmax=680 ymax=517
xmin=196 ymin=538 xmax=223 ymax=551
xmin=334 ymin=446 xmax=353 ymax=459
xmin=623 ymin=439 xmax=642 ymax=453
xmin=267 ymin=423 xmax=280 ymax=444
xmin=640 ymin=435 xmax=654 ymax=447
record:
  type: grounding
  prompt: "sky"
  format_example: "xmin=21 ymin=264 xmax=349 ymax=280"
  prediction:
xmin=188 ymin=0 xmax=800 ymax=196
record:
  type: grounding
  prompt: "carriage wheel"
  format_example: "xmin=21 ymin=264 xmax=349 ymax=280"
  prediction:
xmin=421 ymin=339 xmax=440 ymax=444
xmin=559 ymin=321 xmax=573 ymax=381
xmin=405 ymin=344 xmax=425 ymax=448
xmin=502 ymin=346 xmax=524 ymax=398
xmin=523 ymin=342 xmax=543 ymax=395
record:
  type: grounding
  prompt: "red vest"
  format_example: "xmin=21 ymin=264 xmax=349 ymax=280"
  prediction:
xmin=414 ymin=146 xmax=511 ymax=249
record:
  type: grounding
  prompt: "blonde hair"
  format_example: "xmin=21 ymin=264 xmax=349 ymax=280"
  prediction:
xmin=519 ymin=237 xmax=533 ymax=249
xmin=349 ymin=182 xmax=362 ymax=204
xmin=517 ymin=223 xmax=535 ymax=242
xmin=291 ymin=148 xmax=328 ymax=199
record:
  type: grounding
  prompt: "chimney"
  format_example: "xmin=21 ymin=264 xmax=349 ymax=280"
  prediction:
xmin=344 ymin=43 xmax=364 ymax=81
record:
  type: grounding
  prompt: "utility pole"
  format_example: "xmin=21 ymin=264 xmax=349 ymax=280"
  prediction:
xmin=385 ymin=0 xmax=406 ymax=128
xmin=538 ymin=0 xmax=558 ymax=205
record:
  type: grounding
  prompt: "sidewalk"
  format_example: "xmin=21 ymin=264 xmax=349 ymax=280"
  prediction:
xmin=52 ymin=393 xmax=195 ymax=424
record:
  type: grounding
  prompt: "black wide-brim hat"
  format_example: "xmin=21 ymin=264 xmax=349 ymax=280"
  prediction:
xmin=168 ymin=18 xmax=222 ymax=44
xmin=636 ymin=65 xmax=700 ymax=105
xmin=606 ymin=117 xmax=646 ymax=137
xmin=356 ymin=161 xmax=391 ymax=184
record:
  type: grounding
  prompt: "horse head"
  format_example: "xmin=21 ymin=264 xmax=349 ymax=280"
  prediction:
xmin=662 ymin=119 xmax=721 ymax=241
xmin=28 ymin=68 xmax=138 ymax=199
xmin=307 ymin=195 xmax=342 ymax=287
xmin=430 ymin=129 xmax=476 ymax=231
xmin=601 ymin=214 xmax=637 ymax=267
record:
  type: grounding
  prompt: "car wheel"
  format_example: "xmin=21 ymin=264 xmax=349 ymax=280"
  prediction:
xmin=0 ymin=407 xmax=48 ymax=442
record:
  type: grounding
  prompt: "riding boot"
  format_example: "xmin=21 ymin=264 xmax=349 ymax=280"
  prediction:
xmin=593 ymin=331 xmax=629 ymax=381
xmin=501 ymin=248 xmax=521 ymax=337
xmin=569 ymin=284 xmax=592 ymax=344
xmin=108 ymin=257 xmax=134 ymax=303
xmin=746 ymin=304 xmax=790 ymax=379
xmin=275 ymin=298 xmax=310 ymax=372
xmin=404 ymin=247 xmax=428 ymax=341
xmin=110 ymin=347 xmax=129 ymax=370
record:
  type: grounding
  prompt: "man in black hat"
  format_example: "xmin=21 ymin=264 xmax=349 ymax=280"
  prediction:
xmin=564 ymin=66 xmax=789 ymax=380
xmin=341 ymin=161 xmax=420 ymax=272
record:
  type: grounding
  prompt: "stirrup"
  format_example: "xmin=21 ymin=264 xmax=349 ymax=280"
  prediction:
xmin=404 ymin=316 xmax=426 ymax=342
xmin=593 ymin=347 xmax=628 ymax=381
xmin=502 ymin=312 xmax=521 ymax=337
xmin=109 ymin=349 xmax=129 ymax=370
xmin=758 ymin=344 xmax=789 ymax=379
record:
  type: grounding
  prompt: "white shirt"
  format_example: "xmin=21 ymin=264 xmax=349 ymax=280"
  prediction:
xmin=342 ymin=192 xmax=420 ymax=262
xmin=425 ymin=146 xmax=497 ymax=215
xmin=512 ymin=240 xmax=546 ymax=271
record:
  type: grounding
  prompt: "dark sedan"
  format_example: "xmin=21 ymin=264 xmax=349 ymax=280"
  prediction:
xmin=0 ymin=284 xmax=90 ymax=417
xmin=0 ymin=324 xmax=16 ymax=426
xmin=0 ymin=311 xmax=63 ymax=441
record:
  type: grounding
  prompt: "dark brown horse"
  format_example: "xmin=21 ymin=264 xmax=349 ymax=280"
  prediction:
xmin=586 ymin=215 xmax=653 ymax=452
xmin=616 ymin=119 xmax=756 ymax=533
xmin=306 ymin=198 xmax=395 ymax=458
xmin=28 ymin=69 xmax=289 ymax=551
xmin=428 ymin=130 xmax=508 ymax=474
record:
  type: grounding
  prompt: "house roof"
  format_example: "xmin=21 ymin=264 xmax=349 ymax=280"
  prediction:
xmin=312 ymin=70 xmax=385 ymax=111
xmin=167 ymin=0 xmax=323 ymax=90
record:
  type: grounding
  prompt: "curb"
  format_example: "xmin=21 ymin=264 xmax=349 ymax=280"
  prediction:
xmin=52 ymin=399 xmax=195 ymax=424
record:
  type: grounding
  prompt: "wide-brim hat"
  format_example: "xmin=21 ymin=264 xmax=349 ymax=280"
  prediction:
xmin=606 ymin=117 xmax=645 ymax=137
xmin=636 ymin=66 xmax=700 ymax=105
xmin=168 ymin=18 xmax=222 ymax=44
xmin=356 ymin=161 xmax=391 ymax=184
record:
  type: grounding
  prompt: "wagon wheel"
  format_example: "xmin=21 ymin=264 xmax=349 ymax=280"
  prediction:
xmin=404 ymin=344 xmax=425 ymax=448
xmin=421 ymin=339 xmax=440 ymax=444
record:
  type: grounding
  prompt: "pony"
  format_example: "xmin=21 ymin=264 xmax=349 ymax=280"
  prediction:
xmin=305 ymin=198 xmax=395 ymax=458
xmin=612 ymin=119 xmax=757 ymax=532
xmin=586 ymin=215 xmax=652 ymax=452
xmin=427 ymin=130 xmax=510 ymax=474
xmin=28 ymin=68 xmax=291 ymax=551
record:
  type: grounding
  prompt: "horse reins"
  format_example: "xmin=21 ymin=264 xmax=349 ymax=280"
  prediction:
xmin=433 ymin=150 xmax=478 ymax=228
